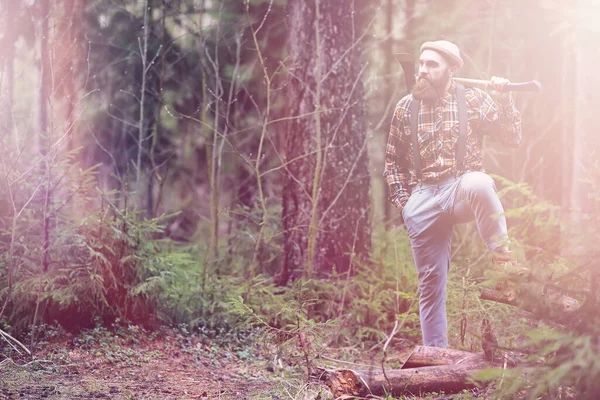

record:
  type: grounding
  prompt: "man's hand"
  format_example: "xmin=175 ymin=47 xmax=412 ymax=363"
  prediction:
xmin=390 ymin=189 xmax=410 ymax=215
xmin=396 ymin=201 xmax=406 ymax=216
xmin=488 ymin=76 xmax=512 ymax=105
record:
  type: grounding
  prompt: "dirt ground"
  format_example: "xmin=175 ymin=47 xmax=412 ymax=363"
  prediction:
xmin=0 ymin=326 xmax=330 ymax=400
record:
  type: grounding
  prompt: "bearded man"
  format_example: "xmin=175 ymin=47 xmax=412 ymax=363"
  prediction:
xmin=383 ymin=40 xmax=522 ymax=348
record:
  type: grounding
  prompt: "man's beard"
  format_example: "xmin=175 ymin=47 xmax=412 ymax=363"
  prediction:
xmin=412 ymin=75 xmax=449 ymax=103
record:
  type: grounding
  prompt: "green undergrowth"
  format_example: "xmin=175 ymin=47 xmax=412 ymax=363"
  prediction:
xmin=1 ymin=141 xmax=598 ymax=399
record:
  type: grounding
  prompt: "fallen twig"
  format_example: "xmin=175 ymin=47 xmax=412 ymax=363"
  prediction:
xmin=0 ymin=328 xmax=31 ymax=356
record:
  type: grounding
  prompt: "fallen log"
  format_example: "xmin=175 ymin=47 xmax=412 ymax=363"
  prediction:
xmin=483 ymin=261 xmax=580 ymax=313
xmin=401 ymin=345 xmax=485 ymax=369
xmin=314 ymin=347 xmax=492 ymax=398
xmin=314 ymin=359 xmax=490 ymax=398
xmin=316 ymin=274 xmax=581 ymax=397
xmin=480 ymin=285 xmax=580 ymax=323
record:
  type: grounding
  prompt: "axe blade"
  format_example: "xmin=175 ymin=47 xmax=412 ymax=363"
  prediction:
xmin=394 ymin=52 xmax=416 ymax=91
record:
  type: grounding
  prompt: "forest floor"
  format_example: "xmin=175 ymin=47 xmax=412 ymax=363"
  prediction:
xmin=0 ymin=325 xmax=415 ymax=400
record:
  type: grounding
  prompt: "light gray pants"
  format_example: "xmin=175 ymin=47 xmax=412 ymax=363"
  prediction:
xmin=402 ymin=171 xmax=509 ymax=348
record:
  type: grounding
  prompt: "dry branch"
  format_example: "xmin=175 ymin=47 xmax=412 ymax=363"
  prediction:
xmin=480 ymin=281 xmax=580 ymax=324
xmin=0 ymin=328 xmax=31 ymax=356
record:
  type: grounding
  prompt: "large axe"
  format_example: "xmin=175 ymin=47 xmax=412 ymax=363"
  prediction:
xmin=395 ymin=53 xmax=542 ymax=93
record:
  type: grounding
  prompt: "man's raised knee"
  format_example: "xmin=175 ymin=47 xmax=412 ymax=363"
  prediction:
xmin=460 ymin=171 xmax=496 ymax=195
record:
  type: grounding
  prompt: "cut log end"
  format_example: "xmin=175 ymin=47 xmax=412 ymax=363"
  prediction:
xmin=311 ymin=367 xmax=366 ymax=398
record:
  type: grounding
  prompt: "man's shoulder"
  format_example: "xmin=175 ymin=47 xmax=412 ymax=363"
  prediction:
xmin=464 ymin=86 xmax=490 ymax=102
xmin=395 ymin=94 xmax=416 ymax=112
xmin=391 ymin=95 xmax=416 ymax=121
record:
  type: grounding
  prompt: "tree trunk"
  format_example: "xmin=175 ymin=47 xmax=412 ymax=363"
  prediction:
xmin=569 ymin=0 xmax=600 ymax=253
xmin=39 ymin=0 xmax=50 ymax=154
xmin=53 ymin=0 xmax=82 ymax=151
xmin=1 ymin=1 xmax=17 ymax=147
xmin=560 ymin=3 xmax=574 ymax=213
xmin=136 ymin=0 xmax=150 ymax=211
xmin=404 ymin=0 xmax=416 ymax=46
xmin=282 ymin=0 xmax=371 ymax=283
xmin=381 ymin=0 xmax=395 ymax=223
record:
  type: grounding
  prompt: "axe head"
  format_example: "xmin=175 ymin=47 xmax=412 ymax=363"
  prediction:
xmin=394 ymin=52 xmax=417 ymax=91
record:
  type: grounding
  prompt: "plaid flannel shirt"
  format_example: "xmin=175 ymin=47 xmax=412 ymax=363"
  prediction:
xmin=384 ymin=81 xmax=522 ymax=211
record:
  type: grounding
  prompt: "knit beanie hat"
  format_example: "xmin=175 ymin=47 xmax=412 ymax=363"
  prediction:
xmin=420 ymin=40 xmax=464 ymax=68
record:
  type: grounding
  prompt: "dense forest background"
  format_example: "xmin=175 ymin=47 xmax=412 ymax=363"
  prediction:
xmin=0 ymin=0 xmax=599 ymax=398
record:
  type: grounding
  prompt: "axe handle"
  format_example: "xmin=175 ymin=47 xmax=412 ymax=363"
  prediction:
xmin=454 ymin=78 xmax=542 ymax=93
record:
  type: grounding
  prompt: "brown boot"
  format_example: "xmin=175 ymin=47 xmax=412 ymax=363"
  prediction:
xmin=491 ymin=250 xmax=516 ymax=265
xmin=492 ymin=250 xmax=530 ymax=278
